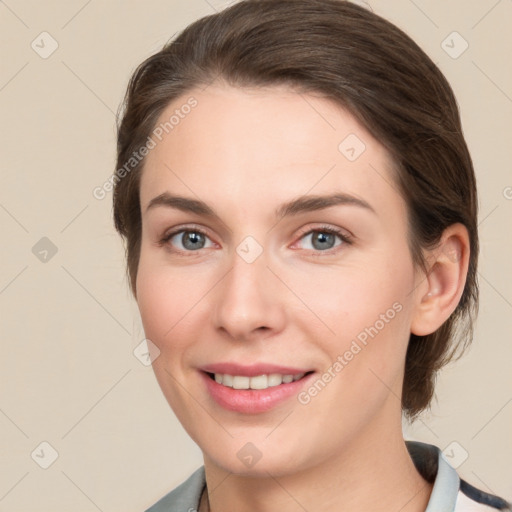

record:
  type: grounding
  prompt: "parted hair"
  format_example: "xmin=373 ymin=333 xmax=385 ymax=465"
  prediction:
xmin=113 ymin=0 xmax=479 ymax=420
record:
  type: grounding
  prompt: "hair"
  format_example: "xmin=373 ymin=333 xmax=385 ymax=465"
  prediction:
xmin=113 ymin=0 xmax=478 ymax=421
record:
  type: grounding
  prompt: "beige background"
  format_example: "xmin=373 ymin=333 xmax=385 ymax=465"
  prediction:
xmin=1 ymin=0 xmax=511 ymax=510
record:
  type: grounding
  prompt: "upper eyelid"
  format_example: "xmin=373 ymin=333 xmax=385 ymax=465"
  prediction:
xmin=296 ymin=224 xmax=351 ymax=238
xmin=162 ymin=223 xmax=347 ymax=238
xmin=162 ymin=223 xmax=210 ymax=238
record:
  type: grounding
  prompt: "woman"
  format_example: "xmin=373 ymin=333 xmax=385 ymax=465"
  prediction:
xmin=113 ymin=1 xmax=511 ymax=510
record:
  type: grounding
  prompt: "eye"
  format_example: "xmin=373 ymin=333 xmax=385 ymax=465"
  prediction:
xmin=295 ymin=226 xmax=352 ymax=253
xmin=159 ymin=228 xmax=215 ymax=252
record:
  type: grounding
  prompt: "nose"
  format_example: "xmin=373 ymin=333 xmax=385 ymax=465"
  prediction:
xmin=211 ymin=249 xmax=287 ymax=342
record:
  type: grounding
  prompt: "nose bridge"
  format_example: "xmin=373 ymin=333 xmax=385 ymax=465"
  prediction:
xmin=212 ymin=244 xmax=285 ymax=340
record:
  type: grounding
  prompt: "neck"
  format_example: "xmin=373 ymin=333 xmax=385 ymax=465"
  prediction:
xmin=202 ymin=412 xmax=433 ymax=512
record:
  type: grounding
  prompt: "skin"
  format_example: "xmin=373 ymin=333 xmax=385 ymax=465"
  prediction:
xmin=135 ymin=82 xmax=470 ymax=512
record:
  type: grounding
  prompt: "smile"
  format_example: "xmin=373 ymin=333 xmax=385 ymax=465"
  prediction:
xmin=201 ymin=367 xmax=314 ymax=414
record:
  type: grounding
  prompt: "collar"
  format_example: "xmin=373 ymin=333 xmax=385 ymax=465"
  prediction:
xmin=406 ymin=440 xmax=460 ymax=511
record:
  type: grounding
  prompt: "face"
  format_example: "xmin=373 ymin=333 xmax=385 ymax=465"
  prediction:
xmin=136 ymin=83 xmax=421 ymax=476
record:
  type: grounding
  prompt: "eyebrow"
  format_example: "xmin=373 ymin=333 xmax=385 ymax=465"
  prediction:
xmin=145 ymin=191 xmax=376 ymax=219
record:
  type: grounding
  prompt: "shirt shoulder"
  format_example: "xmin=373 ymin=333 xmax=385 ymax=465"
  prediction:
xmin=144 ymin=466 xmax=205 ymax=512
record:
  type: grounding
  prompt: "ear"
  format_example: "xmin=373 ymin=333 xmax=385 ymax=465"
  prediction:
xmin=410 ymin=223 xmax=470 ymax=336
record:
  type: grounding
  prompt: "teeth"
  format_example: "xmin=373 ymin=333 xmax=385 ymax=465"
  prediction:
xmin=213 ymin=372 xmax=306 ymax=390
xmin=223 ymin=374 xmax=234 ymax=387
xmin=249 ymin=374 xmax=268 ymax=389
xmin=268 ymin=374 xmax=283 ymax=387
xmin=232 ymin=376 xmax=250 ymax=389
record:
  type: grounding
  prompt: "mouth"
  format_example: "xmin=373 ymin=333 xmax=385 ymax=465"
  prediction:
xmin=200 ymin=368 xmax=315 ymax=414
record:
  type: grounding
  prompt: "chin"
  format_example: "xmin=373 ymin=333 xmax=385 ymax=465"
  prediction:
xmin=199 ymin=433 xmax=314 ymax=478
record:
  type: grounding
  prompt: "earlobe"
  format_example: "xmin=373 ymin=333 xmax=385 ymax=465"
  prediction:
xmin=411 ymin=224 xmax=470 ymax=336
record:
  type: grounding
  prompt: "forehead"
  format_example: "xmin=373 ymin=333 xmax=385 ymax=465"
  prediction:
xmin=139 ymin=83 xmax=402 ymax=218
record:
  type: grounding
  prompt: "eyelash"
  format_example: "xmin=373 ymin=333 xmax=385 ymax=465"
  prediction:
xmin=158 ymin=224 xmax=353 ymax=256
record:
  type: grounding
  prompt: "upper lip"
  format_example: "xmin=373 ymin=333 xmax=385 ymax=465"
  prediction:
xmin=200 ymin=363 xmax=312 ymax=377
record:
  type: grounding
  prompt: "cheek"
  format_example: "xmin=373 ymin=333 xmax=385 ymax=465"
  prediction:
xmin=135 ymin=249 xmax=225 ymax=371
xmin=136 ymin=267 xmax=170 ymax=346
xmin=285 ymin=249 xmax=415 ymax=407
xmin=287 ymin=259 xmax=413 ymax=345
xmin=290 ymin=267 xmax=413 ymax=436
xmin=135 ymin=254 xmax=195 ymax=353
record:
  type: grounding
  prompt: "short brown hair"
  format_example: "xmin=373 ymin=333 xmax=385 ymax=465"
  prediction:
xmin=113 ymin=0 xmax=478 ymax=420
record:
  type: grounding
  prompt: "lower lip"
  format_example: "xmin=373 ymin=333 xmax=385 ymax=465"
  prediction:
xmin=201 ymin=372 xmax=313 ymax=414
